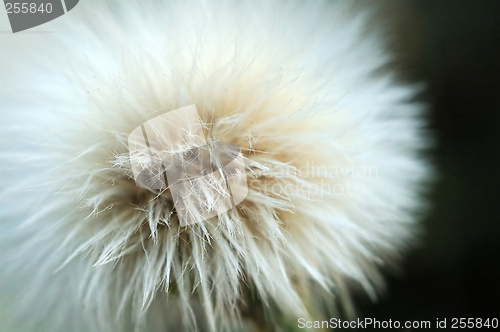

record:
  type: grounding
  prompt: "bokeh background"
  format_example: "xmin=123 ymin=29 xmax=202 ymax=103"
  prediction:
xmin=355 ymin=0 xmax=500 ymax=328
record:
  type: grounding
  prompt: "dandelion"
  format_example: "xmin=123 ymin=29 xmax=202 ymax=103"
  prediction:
xmin=0 ymin=1 xmax=431 ymax=331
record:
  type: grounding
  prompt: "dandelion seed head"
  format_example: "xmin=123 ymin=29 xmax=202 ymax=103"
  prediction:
xmin=0 ymin=1 xmax=431 ymax=331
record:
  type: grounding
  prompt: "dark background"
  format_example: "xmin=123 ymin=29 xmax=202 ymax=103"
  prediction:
xmin=355 ymin=0 xmax=500 ymax=328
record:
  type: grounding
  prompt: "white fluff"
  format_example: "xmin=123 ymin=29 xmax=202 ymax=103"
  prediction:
xmin=0 ymin=1 xmax=430 ymax=331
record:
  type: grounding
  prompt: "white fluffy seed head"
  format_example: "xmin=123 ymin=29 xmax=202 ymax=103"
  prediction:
xmin=0 ymin=1 xmax=431 ymax=331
